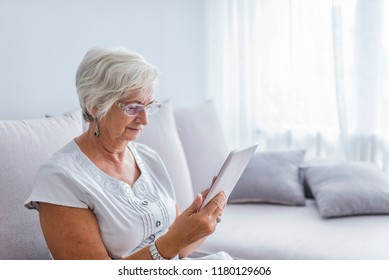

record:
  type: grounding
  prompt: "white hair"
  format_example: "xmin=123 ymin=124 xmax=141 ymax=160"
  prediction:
xmin=75 ymin=46 xmax=159 ymax=121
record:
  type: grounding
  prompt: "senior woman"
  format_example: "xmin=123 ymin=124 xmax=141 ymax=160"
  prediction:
xmin=25 ymin=47 xmax=228 ymax=260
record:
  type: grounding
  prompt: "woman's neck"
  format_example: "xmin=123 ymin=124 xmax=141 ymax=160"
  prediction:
xmin=75 ymin=129 xmax=129 ymax=165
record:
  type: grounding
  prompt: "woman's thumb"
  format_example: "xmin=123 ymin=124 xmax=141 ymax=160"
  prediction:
xmin=189 ymin=193 xmax=203 ymax=212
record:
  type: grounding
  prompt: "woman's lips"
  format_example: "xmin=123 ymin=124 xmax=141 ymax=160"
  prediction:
xmin=126 ymin=126 xmax=143 ymax=131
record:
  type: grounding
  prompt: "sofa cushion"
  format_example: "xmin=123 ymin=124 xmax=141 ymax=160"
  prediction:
xmin=304 ymin=162 xmax=389 ymax=218
xmin=229 ymin=150 xmax=306 ymax=206
xmin=174 ymin=100 xmax=230 ymax=195
xmin=136 ymin=100 xmax=194 ymax=210
xmin=0 ymin=109 xmax=83 ymax=259
xmin=198 ymin=201 xmax=389 ymax=259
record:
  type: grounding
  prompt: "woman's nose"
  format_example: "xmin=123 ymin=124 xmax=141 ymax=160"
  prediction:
xmin=136 ymin=109 xmax=148 ymax=125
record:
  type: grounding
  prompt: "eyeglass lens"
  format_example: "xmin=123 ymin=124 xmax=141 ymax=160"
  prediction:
xmin=124 ymin=103 xmax=160 ymax=116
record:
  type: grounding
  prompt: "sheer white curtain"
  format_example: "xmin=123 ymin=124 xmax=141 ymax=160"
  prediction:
xmin=206 ymin=0 xmax=389 ymax=173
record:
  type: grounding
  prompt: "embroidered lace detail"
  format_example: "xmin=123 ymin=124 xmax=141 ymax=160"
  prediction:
xmin=74 ymin=152 xmax=126 ymax=197
xmin=73 ymin=142 xmax=155 ymax=200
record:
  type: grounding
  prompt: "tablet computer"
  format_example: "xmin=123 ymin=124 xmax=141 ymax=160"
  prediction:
xmin=200 ymin=143 xmax=258 ymax=208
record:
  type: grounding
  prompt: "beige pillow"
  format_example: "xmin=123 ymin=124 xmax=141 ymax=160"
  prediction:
xmin=137 ymin=100 xmax=194 ymax=210
xmin=0 ymin=109 xmax=83 ymax=259
xmin=174 ymin=100 xmax=230 ymax=195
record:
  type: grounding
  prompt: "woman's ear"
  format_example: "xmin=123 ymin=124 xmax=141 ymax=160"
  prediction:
xmin=90 ymin=107 xmax=99 ymax=121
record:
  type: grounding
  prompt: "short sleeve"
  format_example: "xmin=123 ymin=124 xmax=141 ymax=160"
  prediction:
xmin=25 ymin=161 xmax=88 ymax=211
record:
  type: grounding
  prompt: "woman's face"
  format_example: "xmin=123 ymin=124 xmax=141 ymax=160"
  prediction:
xmin=99 ymin=93 xmax=154 ymax=144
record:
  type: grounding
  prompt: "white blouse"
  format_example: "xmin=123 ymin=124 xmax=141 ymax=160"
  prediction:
xmin=25 ymin=140 xmax=177 ymax=259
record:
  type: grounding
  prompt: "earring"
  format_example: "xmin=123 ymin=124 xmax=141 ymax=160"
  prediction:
xmin=93 ymin=119 xmax=99 ymax=138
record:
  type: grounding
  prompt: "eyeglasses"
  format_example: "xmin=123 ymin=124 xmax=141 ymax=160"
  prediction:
xmin=114 ymin=101 xmax=161 ymax=116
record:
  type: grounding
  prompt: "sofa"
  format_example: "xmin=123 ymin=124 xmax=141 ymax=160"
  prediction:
xmin=1 ymin=100 xmax=389 ymax=260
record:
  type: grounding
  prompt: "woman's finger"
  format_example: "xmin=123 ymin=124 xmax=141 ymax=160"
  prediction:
xmin=200 ymin=188 xmax=210 ymax=198
xmin=202 ymin=191 xmax=226 ymax=215
xmin=201 ymin=176 xmax=218 ymax=198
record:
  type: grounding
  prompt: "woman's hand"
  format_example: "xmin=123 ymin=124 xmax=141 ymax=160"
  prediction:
xmin=156 ymin=185 xmax=227 ymax=259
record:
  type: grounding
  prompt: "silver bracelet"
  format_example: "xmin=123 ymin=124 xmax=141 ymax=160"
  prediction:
xmin=149 ymin=241 xmax=167 ymax=260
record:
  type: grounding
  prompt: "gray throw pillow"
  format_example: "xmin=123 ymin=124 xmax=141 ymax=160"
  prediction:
xmin=229 ymin=150 xmax=306 ymax=206
xmin=304 ymin=162 xmax=389 ymax=218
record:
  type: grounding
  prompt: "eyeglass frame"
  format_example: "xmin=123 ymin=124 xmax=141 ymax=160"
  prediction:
xmin=114 ymin=100 xmax=161 ymax=116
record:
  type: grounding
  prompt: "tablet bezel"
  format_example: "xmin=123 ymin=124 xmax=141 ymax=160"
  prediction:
xmin=200 ymin=143 xmax=258 ymax=209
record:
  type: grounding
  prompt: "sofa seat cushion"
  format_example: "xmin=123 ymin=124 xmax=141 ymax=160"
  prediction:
xmin=197 ymin=200 xmax=389 ymax=260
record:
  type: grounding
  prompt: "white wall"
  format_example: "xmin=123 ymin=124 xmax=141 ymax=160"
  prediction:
xmin=0 ymin=0 xmax=206 ymax=120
